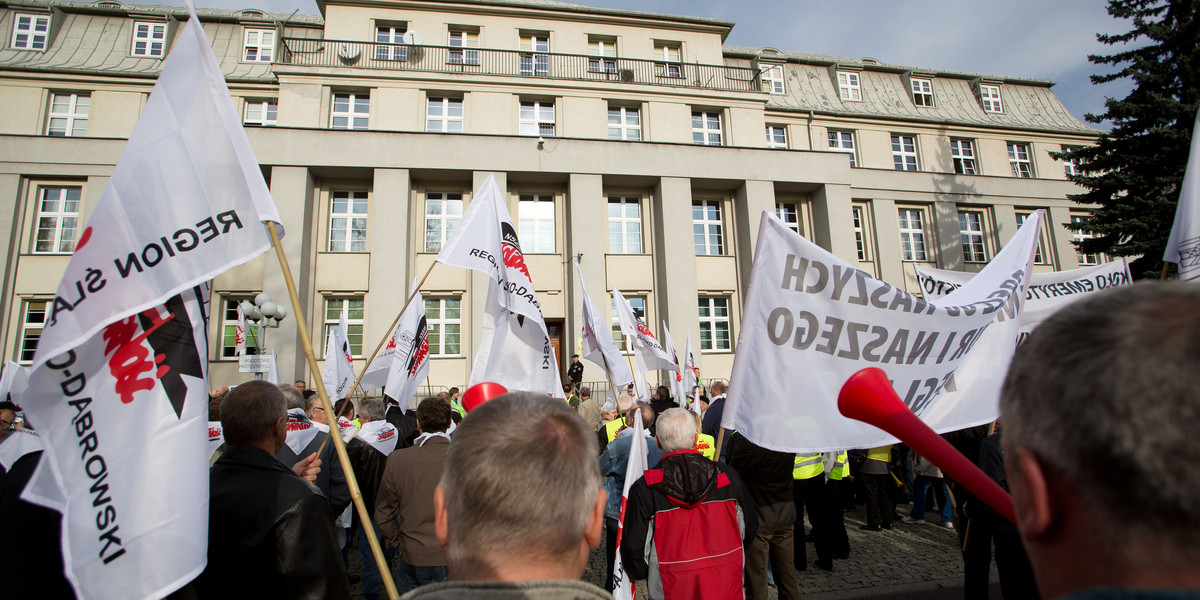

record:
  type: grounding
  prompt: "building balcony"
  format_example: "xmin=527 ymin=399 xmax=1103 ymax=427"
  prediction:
xmin=277 ymin=38 xmax=763 ymax=93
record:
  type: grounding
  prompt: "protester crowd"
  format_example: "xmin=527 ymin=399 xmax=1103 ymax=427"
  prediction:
xmin=1 ymin=283 xmax=1199 ymax=600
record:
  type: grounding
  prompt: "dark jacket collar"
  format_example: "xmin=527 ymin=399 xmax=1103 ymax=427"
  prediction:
xmin=216 ymin=444 xmax=297 ymax=477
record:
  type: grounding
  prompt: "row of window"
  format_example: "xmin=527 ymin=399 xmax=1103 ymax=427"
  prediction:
xmin=896 ymin=206 xmax=1098 ymax=266
xmin=16 ymin=290 xmax=728 ymax=365
xmin=26 ymin=182 xmax=1099 ymax=270
xmin=824 ymin=69 xmax=1004 ymax=114
xmin=11 ymin=14 xmax=276 ymax=62
xmin=38 ymin=89 xmax=1084 ymax=180
xmin=817 ymin=128 xmax=1080 ymax=177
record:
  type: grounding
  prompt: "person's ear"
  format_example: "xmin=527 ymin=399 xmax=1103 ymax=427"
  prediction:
xmin=434 ymin=485 xmax=449 ymax=547
xmin=274 ymin=416 xmax=288 ymax=448
xmin=585 ymin=489 xmax=606 ymax=549
xmin=1009 ymin=447 xmax=1056 ymax=541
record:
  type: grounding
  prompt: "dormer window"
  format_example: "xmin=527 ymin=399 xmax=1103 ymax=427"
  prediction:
xmin=131 ymin=21 xmax=167 ymax=58
xmin=981 ymin=84 xmax=1003 ymax=113
xmin=911 ymin=78 xmax=934 ymax=107
xmin=12 ymin=14 xmax=51 ymax=51
xmin=837 ymin=71 xmax=861 ymax=101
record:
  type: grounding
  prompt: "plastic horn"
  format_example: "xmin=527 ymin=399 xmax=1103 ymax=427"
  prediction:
xmin=462 ymin=382 xmax=508 ymax=413
xmin=838 ymin=367 xmax=1016 ymax=525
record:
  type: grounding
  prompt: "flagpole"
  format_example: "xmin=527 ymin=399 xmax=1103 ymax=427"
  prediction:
xmin=624 ymin=335 xmax=638 ymax=399
xmin=1162 ymin=262 xmax=1170 ymax=281
xmin=340 ymin=259 xmax=438 ymax=410
xmin=319 ymin=260 xmax=441 ymax=456
xmin=266 ymin=222 xmax=399 ymax=600
xmin=597 ymin=351 xmax=623 ymax=411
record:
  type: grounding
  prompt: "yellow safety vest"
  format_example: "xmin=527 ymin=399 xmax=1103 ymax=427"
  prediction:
xmin=866 ymin=445 xmax=891 ymax=463
xmin=695 ymin=433 xmax=716 ymax=461
xmin=604 ymin=418 xmax=624 ymax=443
xmin=827 ymin=451 xmax=850 ymax=480
xmin=794 ymin=454 xmax=823 ymax=480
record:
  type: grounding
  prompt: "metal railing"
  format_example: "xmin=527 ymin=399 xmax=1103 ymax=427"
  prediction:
xmin=278 ymin=38 xmax=763 ymax=93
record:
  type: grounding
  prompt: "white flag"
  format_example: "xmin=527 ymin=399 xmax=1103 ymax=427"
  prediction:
xmin=17 ymin=2 xmax=280 ymax=596
xmin=382 ymin=289 xmax=431 ymax=410
xmin=612 ymin=408 xmax=648 ymax=599
xmin=613 ymin=288 xmax=677 ymax=373
xmin=436 ymin=173 xmax=546 ymax=334
xmin=470 ymin=282 xmax=564 ymax=398
xmin=683 ymin=335 xmax=699 ymax=401
xmin=323 ymin=312 xmax=356 ymax=401
xmin=915 ymin=260 xmax=1132 ymax=345
xmin=574 ymin=257 xmax=632 ymax=387
xmin=0 ymin=360 xmax=30 ymax=406
xmin=234 ymin=306 xmax=247 ymax=357
xmin=723 ymin=210 xmax=1040 ymax=453
xmin=265 ymin=351 xmax=280 ymax=385
xmin=632 ymin=352 xmax=651 ymax=403
xmin=661 ymin=322 xmax=685 ymax=402
xmin=1165 ymin=107 xmax=1200 ymax=280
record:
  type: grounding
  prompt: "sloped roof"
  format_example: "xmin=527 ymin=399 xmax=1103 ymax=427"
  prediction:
xmin=0 ymin=0 xmax=321 ymax=81
xmin=727 ymin=45 xmax=1099 ymax=135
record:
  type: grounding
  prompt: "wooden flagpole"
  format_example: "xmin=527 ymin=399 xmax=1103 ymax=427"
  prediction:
xmin=1162 ymin=262 xmax=1171 ymax=281
xmin=266 ymin=222 xmax=399 ymax=600
xmin=624 ymin=335 xmax=639 ymax=400
xmin=596 ymin=351 xmax=623 ymax=412
xmin=315 ymin=260 xmax=438 ymax=457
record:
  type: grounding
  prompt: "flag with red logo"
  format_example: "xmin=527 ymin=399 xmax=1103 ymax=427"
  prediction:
xmin=383 ymin=287 xmax=431 ymax=410
xmin=435 ymin=174 xmax=546 ymax=330
xmin=574 ymin=257 xmax=632 ymax=388
xmin=360 ymin=280 xmax=425 ymax=395
xmin=323 ymin=311 xmax=356 ymax=401
xmin=471 ymin=281 xmax=564 ymax=398
xmin=17 ymin=1 xmax=280 ymax=596
xmin=661 ymin=322 xmax=685 ymax=402
xmin=613 ymin=288 xmax=677 ymax=373
xmin=436 ymin=174 xmax=561 ymax=397
xmin=612 ymin=408 xmax=648 ymax=599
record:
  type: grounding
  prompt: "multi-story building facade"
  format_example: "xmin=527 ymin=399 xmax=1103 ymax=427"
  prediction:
xmin=0 ymin=0 xmax=1101 ymax=395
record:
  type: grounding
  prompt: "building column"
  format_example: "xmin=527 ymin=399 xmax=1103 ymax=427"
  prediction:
xmin=871 ymin=198 xmax=906 ymax=286
xmin=810 ymin=183 xmax=858 ymax=261
xmin=367 ymin=168 xmax=412 ymax=355
xmin=0 ymin=174 xmax=22 ymax=359
xmin=934 ymin=200 xmax=966 ymax=270
xmin=733 ymin=180 xmax=776 ymax=294
xmin=652 ymin=177 xmax=699 ymax=346
xmin=1047 ymin=205 xmax=1078 ymax=269
xmin=566 ymin=173 xmax=606 ymax=384
xmin=264 ymin=166 xmax=315 ymax=385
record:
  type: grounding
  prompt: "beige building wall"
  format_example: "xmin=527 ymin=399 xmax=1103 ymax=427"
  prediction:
xmin=0 ymin=0 xmax=1106 ymax=398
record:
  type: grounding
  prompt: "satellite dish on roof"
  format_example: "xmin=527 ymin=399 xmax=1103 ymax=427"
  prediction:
xmin=403 ymin=31 xmax=424 ymax=45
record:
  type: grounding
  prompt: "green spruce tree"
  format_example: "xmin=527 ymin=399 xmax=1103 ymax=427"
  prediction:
xmin=1060 ymin=0 xmax=1200 ymax=279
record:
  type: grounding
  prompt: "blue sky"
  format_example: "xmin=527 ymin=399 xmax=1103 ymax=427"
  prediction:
xmin=188 ymin=0 xmax=1135 ymax=129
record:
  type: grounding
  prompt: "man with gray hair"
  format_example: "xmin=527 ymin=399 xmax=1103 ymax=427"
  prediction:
xmin=399 ymin=392 xmax=609 ymax=599
xmin=197 ymin=381 xmax=350 ymax=599
xmin=1000 ymin=282 xmax=1200 ymax=599
xmin=620 ymin=408 xmax=756 ymax=599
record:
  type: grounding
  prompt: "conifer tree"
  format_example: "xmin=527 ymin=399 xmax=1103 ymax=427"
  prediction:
xmin=1061 ymin=0 xmax=1200 ymax=278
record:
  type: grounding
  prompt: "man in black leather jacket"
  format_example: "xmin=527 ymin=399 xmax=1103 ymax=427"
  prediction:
xmin=196 ymin=381 xmax=350 ymax=600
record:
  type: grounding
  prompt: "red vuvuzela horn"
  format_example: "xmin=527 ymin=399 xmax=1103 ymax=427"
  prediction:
xmin=462 ymin=382 xmax=508 ymax=413
xmin=838 ymin=367 xmax=1016 ymax=525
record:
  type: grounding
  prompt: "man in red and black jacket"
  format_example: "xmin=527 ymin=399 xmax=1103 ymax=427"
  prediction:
xmin=619 ymin=408 xmax=757 ymax=600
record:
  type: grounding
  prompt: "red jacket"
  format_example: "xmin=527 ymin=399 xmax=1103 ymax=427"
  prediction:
xmin=618 ymin=449 xmax=758 ymax=599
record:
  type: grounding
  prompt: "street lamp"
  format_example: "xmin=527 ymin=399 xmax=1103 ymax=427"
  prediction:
xmin=239 ymin=293 xmax=288 ymax=380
